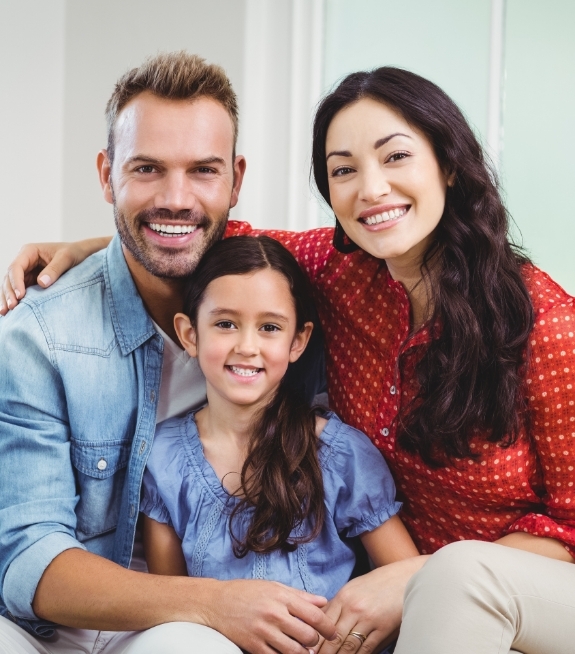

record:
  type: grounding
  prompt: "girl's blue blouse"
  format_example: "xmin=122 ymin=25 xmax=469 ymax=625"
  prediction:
xmin=141 ymin=411 xmax=401 ymax=599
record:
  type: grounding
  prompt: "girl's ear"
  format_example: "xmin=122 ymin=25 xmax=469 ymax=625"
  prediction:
xmin=289 ymin=322 xmax=314 ymax=363
xmin=174 ymin=313 xmax=198 ymax=358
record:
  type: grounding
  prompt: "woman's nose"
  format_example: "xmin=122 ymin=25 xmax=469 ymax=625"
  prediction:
xmin=358 ymin=167 xmax=392 ymax=203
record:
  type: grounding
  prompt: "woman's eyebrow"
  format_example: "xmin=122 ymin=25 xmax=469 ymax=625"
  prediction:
xmin=374 ymin=132 xmax=412 ymax=149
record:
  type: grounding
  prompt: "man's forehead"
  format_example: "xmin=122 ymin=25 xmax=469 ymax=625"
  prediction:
xmin=113 ymin=92 xmax=235 ymax=157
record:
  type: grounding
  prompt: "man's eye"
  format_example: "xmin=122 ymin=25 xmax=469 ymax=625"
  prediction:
xmin=136 ymin=165 xmax=156 ymax=174
xmin=261 ymin=324 xmax=280 ymax=332
xmin=215 ymin=321 xmax=235 ymax=329
xmin=197 ymin=167 xmax=216 ymax=174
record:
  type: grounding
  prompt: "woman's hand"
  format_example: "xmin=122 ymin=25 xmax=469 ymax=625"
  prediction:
xmin=0 ymin=236 xmax=111 ymax=315
xmin=315 ymin=555 xmax=427 ymax=653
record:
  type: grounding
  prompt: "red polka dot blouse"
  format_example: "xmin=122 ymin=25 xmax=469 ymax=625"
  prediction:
xmin=228 ymin=222 xmax=575 ymax=558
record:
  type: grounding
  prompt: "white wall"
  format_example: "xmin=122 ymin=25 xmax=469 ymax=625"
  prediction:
xmin=0 ymin=0 xmax=65 ymax=275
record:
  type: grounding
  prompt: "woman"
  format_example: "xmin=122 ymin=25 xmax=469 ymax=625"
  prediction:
xmin=3 ymin=67 xmax=575 ymax=653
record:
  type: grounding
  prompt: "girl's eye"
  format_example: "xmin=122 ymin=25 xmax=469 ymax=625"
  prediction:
xmin=331 ymin=166 xmax=355 ymax=177
xmin=215 ymin=321 xmax=236 ymax=330
xmin=260 ymin=324 xmax=280 ymax=333
xmin=386 ymin=151 xmax=410 ymax=163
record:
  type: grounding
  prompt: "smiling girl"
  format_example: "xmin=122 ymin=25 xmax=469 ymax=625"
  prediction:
xmin=140 ymin=235 xmax=417 ymax=654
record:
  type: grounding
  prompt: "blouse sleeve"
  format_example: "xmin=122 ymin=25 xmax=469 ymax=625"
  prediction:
xmin=321 ymin=416 xmax=402 ymax=538
xmin=506 ymin=287 xmax=575 ymax=557
xmin=140 ymin=467 xmax=173 ymax=526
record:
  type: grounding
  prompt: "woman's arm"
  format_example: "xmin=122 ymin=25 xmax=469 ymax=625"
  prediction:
xmin=0 ymin=236 xmax=112 ymax=315
xmin=142 ymin=514 xmax=188 ymax=576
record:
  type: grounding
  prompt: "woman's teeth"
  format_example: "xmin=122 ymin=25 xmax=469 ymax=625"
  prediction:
xmin=148 ymin=223 xmax=198 ymax=236
xmin=229 ymin=366 xmax=260 ymax=377
xmin=363 ymin=207 xmax=407 ymax=226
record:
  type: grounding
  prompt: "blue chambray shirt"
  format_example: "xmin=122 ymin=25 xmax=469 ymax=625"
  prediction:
xmin=0 ymin=235 xmax=163 ymax=637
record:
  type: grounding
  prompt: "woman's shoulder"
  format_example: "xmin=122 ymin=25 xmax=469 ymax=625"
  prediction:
xmin=522 ymin=264 xmax=574 ymax=318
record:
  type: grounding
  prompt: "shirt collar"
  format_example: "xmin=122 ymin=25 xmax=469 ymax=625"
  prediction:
xmin=103 ymin=234 xmax=156 ymax=355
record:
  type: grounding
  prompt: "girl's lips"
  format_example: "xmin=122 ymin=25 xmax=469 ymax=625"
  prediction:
xmin=226 ymin=365 xmax=263 ymax=381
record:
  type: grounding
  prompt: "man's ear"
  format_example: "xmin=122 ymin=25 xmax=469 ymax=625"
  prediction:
xmin=97 ymin=150 xmax=114 ymax=205
xmin=230 ymin=155 xmax=247 ymax=208
xmin=174 ymin=313 xmax=198 ymax=358
xmin=289 ymin=322 xmax=314 ymax=363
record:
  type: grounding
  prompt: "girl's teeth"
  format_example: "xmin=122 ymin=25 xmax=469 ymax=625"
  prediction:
xmin=230 ymin=366 xmax=260 ymax=377
xmin=364 ymin=207 xmax=407 ymax=225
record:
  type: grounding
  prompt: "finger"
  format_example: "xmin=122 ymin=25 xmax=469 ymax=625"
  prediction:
xmin=288 ymin=598 xmax=337 ymax=642
xmin=291 ymin=589 xmax=329 ymax=608
xmin=2 ymin=273 xmax=19 ymax=312
xmin=266 ymin=630 xmax=320 ymax=654
xmin=36 ymin=249 xmax=75 ymax=287
xmin=0 ymin=288 xmax=6 ymax=316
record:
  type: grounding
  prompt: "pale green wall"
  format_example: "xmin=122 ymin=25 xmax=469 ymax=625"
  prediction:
xmin=323 ymin=0 xmax=575 ymax=294
xmin=503 ymin=0 xmax=575 ymax=293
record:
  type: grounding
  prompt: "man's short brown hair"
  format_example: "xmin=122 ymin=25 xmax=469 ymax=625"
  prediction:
xmin=105 ymin=51 xmax=239 ymax=164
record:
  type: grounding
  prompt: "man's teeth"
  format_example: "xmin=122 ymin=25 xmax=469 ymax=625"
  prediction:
xmin=148 ymin=223 xmax=198 ymax=236
xmin=229 ymin=366 xmax=260 ymax=377
xmin=364 ymin=207 xmax=407 ymax=226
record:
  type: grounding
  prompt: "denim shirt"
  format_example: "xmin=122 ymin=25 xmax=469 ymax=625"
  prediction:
xmin=0 ymin=234 xmax=162 ymax=637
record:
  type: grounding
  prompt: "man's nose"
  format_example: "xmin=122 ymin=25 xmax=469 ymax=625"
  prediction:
xmin=155 ymin=172 xmax=197 ymax=213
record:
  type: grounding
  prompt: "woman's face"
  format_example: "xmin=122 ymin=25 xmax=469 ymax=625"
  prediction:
xmin=325 ymin=97 xmax=449 ymax=270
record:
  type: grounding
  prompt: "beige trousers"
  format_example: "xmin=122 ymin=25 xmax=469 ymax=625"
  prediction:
xmin=394 ymin=540 xmax=575 ymax=654
xmin=0 ymin=619 xmax=241 ymax=654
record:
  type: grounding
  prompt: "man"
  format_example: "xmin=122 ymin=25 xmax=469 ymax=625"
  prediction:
xmin=0 ymin=52 xmax=335 ymax=654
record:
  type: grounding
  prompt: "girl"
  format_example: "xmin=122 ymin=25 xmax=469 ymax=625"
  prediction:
xmin=140 ymin=235 xmax=418 ymax=654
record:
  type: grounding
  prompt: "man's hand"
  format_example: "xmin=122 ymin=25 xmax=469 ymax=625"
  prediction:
xmin=0 ymin=237 xmax=111 ymax=315
xmin=33 ymin=549 xmax=336 ymax=654
xmin=315 ymin=556 xmax=428 ymax=653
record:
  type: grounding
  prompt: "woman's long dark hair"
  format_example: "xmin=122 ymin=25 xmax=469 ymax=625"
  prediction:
xmin=182 ymin=235 xmax=325 ymax=555
xmin=312 ymin=67 xmax=534 ymax=466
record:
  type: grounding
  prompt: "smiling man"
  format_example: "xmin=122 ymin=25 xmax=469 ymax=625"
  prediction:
xmin=0 ymin=52 xmax=334 ymax=654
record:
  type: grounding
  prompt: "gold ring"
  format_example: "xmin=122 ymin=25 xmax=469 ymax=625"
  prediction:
xmin=348 ymin=631 xmax=367 ymax=645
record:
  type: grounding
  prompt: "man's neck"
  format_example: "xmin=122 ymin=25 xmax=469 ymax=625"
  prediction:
xmin=122 ymin=246 xmax=185 ymax=343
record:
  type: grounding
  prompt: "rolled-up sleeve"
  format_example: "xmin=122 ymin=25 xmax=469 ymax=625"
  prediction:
xmin=0 ymin=304 xmax=84 ymax=619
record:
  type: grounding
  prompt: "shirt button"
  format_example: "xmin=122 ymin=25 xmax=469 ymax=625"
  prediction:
xmin=97 ymin=458 xmax=107 ymax=471
xmin=390 ymin=386 xmax=396 ymax=395
xmin=381 ymin=427 xmax=389 ymax=437
xmin=150 ymin=390 xmax=156 ymax=403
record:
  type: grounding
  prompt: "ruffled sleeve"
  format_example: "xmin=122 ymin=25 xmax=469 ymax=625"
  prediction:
xmin=140 ymin=467 xmax=173 ymax=526
xmin=506 ymin=271 xmax=575 ymax=557
xmin=320 ymin=414 xmax=402 ymax=538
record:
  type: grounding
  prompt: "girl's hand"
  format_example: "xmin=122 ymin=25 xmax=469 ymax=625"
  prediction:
xmin=0 ymin=237 xmax=111 ymax=315
xmin=315 ymin=556 xmax=428 ymax=653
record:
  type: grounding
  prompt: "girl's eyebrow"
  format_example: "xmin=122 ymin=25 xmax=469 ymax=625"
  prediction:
xmin=326 ymin=132 xmax=412 ymax=161
xmin=208 ymin=308 xmax=289 ymax=323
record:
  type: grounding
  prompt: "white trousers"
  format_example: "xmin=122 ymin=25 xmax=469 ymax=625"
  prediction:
xmin=0 ymin=618 xmax=241 ymax=654
xmin=394 ymin=540 xmax=575 ymax=654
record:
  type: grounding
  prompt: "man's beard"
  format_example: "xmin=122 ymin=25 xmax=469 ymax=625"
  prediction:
xmin=114 ymin=205 xmax=228 ymax=279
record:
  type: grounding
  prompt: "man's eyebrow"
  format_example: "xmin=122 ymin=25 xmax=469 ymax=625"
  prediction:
xmin=124 ymin=155 xmax=227 ymax=167
xmin=125 ymin=155 xmax=163 ymax=166
xmin=374 ymin=132 xmax=412 ymax=149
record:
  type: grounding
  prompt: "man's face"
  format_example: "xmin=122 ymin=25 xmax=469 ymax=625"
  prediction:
xmin=99 ymin=92 xmax=245 ymax=278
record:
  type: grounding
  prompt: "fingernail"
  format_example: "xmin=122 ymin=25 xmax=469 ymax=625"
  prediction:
xmin=7 ymin=298 xmax=12 ymax=308
xmin=14 ymin=289 xmax=21 ymax=299
xmin=39 ymin=275 xmax=51 ymax=286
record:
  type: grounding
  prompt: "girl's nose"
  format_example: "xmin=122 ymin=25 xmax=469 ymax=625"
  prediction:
xmin=234 ymin=330 xmax=259 ymax=356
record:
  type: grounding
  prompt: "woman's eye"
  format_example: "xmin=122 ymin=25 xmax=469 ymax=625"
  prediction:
xmin=386 ymin=151 xmax=410 ymax=163
xmin=331 ymin=166 xmax=355 ymax=177
xmin=260 ymin=324 xmax=280 ymax=333
xmin=215 ymin=321 xmax=236 ymax=330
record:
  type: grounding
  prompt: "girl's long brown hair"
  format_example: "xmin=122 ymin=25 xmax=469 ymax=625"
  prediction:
xmin=312 ymin=67 xmax=534 ymax=466
xmin=182 ymin=235 xmax=325 ymax=555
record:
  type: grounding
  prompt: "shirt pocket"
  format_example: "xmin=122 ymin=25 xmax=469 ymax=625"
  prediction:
xmin=70 ymin=439 xmax=131 ymax=540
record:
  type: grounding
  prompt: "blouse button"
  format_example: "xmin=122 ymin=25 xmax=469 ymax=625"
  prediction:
xmin=390 ymin=386 xmax=396 ymax=395
xmin=381 ymin=427 xmax=390 ymax=437
xmin=97 ymin=458 xmax=107 ymax=471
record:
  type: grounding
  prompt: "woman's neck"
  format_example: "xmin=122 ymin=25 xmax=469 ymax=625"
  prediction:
xmin=386 ymin=257 xmax=433 ymax=333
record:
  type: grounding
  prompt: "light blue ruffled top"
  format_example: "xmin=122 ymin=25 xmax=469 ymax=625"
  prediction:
xmin=141 ymin=411 xmax=401 ymax=599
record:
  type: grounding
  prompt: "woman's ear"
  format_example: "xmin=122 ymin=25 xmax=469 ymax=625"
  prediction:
xmin=174 ymin=313 xmax=198 ymax=358
xmin=289 ymin=322 xmax=314 ymax=363
xmin=446 ymin=170 xmax=456 ymax=187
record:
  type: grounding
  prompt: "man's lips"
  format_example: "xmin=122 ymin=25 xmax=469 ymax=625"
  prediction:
xmin=146 ymin=222 xmax=199 ymax=236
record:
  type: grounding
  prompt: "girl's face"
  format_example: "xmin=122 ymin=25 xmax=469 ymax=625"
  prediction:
xmin=175 ymin=269 xmax=312 ymax=411
xmin=325 ymin=97 xmax=449 ymax=271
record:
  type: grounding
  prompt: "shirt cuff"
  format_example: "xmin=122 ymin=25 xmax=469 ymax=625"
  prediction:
xmin=347 ymin=501 xmax=403 ymax=539
xmin=506 ymin=513 xmax=575 ymax=559
xmin=3 ymin=532 xmax=86 ymax=619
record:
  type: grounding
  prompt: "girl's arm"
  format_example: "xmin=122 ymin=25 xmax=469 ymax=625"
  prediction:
xmin=0 ymin=237 xmax=112 ymax=315
xmin=142 ymin=514 xmax=188 ymax=576
xmin=359 ymin=514 xmax=419 ymax=567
